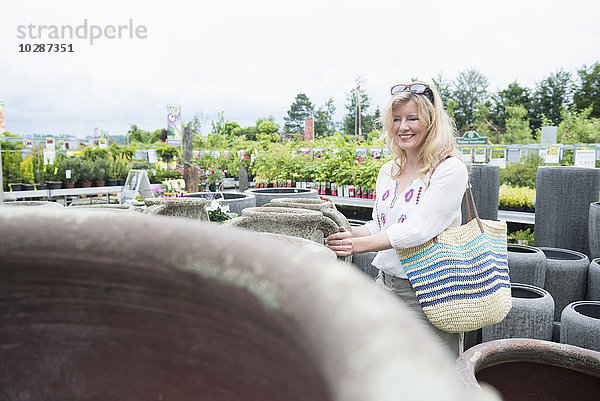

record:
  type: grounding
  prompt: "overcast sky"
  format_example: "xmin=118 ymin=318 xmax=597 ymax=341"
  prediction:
xmin=2 ymin=0 xmax=599 ymax=138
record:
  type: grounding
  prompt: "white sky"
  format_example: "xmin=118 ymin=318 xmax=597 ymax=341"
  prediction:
xmin=2 ymin=0 xmax=599 ymax=137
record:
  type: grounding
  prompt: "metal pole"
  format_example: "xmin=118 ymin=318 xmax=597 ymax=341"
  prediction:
xmin=0 ymin=142 xmax=4 ymax=204
xmin=354 ymin=87 xmax=358 ymax=141
xmin=357 ymin=86 xmax=362 ymax=142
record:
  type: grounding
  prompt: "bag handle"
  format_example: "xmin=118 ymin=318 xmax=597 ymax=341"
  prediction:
xmin=464 ymin=181 xmax=484 ymax=233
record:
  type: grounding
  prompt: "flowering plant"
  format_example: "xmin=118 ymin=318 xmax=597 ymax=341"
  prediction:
xmin=157 ymin=178 xmax=187 ymax=197
xmin=205 ymin=199 xmax=237 ymax=222
xmin=199 ymin=164 xmax=225 ymax=187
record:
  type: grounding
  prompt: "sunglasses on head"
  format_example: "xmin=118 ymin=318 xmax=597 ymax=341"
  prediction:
xmin=390 ymin=83 xmax=434 ymax=104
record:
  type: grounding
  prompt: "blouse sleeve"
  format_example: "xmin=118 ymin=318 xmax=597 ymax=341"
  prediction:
xmin=385 ymin=157 xmax=468 ymax=249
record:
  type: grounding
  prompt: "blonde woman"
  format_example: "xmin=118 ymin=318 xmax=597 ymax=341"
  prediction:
xmin=325 ymin=82 xmax=468 ymax=357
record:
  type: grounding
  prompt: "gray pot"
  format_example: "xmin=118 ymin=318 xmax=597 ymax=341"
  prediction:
xmin=589 ymin=202 xmax=600 ymax=260
xmin=245 ymin=187 xmax=319 ymax=207
xmin=461 ymin=164 xmax=499 ymax=224
xmin=351 ymin=251 xmax=379 ymax=279
xmin=0 ymin=207 xmax=498 ymax=401
xmin=456 ymin=338 xmax=600 ymax=400
xmin=225 ymin=206 xmax=339 ymax=245
xmin=482 ymin=283 xmax=554 ymax=342
xmin=535 ymin=166 xmax=600 ymax=257
xmin=589 ymin=258 xmax=600 ymax=301
xmin=143 ymin=197 xmax=209 ymax=220
xmin=507 ymin=244 xmax=547 ymax=287
xmin=1 ymin=201 xmax=63 ymax=208
xmin=560 ymin=301 xmax=600 ymax=352
xmin=267 ymin=198 xmax=351 ymax=232
xmin=184 ymin=191 xmax=256 ymax=215
xmin=540 ymin=247 xmax=590 ymax=321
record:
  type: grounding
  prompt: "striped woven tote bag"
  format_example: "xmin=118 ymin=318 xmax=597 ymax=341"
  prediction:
xmin=396 ymin=184 xmax=511 ymax=333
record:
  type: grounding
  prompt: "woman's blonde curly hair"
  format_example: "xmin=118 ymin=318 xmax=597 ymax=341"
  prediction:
xmin=376 ymin=82 xmax=458 ymax=184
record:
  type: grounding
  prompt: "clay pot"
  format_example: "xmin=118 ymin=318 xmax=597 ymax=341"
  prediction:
xmin=143 ymin=197 xmax=209 ymax=220
xmin=185 ymin=191 xmax=256 ymax=215
xmin=0 ymin=208 xmax=497 ymax=401
xmin=482 ymin=283 xmax=554 ymax=342
xmin=225 ymin=206 xmax=339 ymax=245
xmin=560 ymin=301 xmax=600 ymax=352
xmin=589 ymin=258 xmax=600 ymax=300
xmin=507 ymin=244 xmax=546 ymax=288
xmin=590 ymin=202 xmax=600 ymax=260
xmin=244 ymin=187 xmax=319 ymax=207
xmin=539 ymin=247 xmax=590 ymax=320
xmin=456 ymin=338 xmax=600 ymax=400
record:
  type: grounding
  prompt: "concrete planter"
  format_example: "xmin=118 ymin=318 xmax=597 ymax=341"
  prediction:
xmin=560 ymin=301 xmax=600 ymax=352
xmin=245 ymin=187 xmax=319 ymax=207
xmin=589 ymin=202 xmax=600 ymax=260
xmin=267 ymin=198 xmax=351 ymax=232
xmin=456 ymin=338 xmax=600 ymax=400
xmin=225 ymin=206 xmax=339 ymax=245
xmin=184 ymin=191 xmax=256 ymax=215
xmin=70 ymin=204 xmax=137 ymax=212
xmin=2 ymin=201 xmax=63 ymax=208
xmin=535 ymin=166 xmax=600 ymax=257
xmin=540 ymin=247 xmax=590 ymax=320
xmin=482 ymin=283 xmax=554 ymax=342
xmin=0 ymin=208 xmax=497 ymax=401
xmin=461 ymin=164 xmax=499 ymax=224
xmin=507 ymin=244 xmax=547 ymax=287
xmin=589 ymin=258 xmax=600 ymax=300
xmin=143 ymin=197 xmax=209 ymax=220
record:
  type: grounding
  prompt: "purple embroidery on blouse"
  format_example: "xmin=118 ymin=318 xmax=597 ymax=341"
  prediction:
xmin=398 ymin=214 xmax=407 ymax=223
xmin=405 ymin=188 xmax=414 ymax=202
xmin=381 ymin=213 xmax=386 ymax=225
xmin=382 ymin=190 xmax=390 ymax=201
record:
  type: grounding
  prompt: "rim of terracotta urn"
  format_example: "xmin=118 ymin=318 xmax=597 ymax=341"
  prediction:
xmin=0 ymin=207 xmax=497 ymax=401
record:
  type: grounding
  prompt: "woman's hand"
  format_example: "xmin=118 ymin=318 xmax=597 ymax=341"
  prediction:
xmin=319 ymin=195 xmax=337 ymax=211
xmin=325 ymin=226 xmax=353 ymax=256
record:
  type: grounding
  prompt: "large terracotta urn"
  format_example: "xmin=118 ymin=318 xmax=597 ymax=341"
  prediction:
xmin=0 ymin=207 xmax=497 ymax=401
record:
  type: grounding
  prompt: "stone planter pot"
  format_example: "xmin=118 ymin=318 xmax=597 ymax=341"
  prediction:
xmin=184 ymin=191 xmax=256 ymax=215
xmin=267 ymin=198 xmax=351 ymax=232
xmin=589 ymin=202 xmax=600 ymax=260
xmin=456 ymin=338 xmax=600 ymax=400
xmin=461 ymin=164 xmax=499 ymax=224
xmin=589 ymin=258 xmax=600 ymax=300
xmin=507 ymin=244 xmax=547 ymax=287
xmin=535 ymin=166 xmax=600 ymax=257
xmin=244 ymin=187 xmax=319 ymax=207
xmin=482 ymin=283 xmax=554 ymax=342
xmin=70 ymin=204 xmax=137 ymax=212
xmin=2 ymin=193 xmax=17 ymax=202
xmin=143 ymin=197 xmax=209 ymax=220
xmin=560 ymin=301 xmax=600 ymax=352
xmin=2 ymin=201 xmax=63 ymax=208
xmin=0 ymin=208 xmax=496 ymax=401
xmin=225 ymin=206 xmax=339 ymax=245
xmin=254 ymin=232 xmax=337 ymax=261
xmin=540 ymin=247 xmax=590 ymax=320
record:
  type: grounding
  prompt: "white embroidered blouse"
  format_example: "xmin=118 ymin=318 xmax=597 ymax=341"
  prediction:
xmin=363 ymin=156 xmax=468 ymax=278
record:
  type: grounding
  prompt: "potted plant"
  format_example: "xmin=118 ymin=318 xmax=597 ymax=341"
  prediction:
xmin=59 ymin=157 xmax=81 ymax=188
xmin=78 ymin=159 xmax=94 ymax=187
xmin=92 ymin=159 xmax=107 ymax=187
xmin=45 ymin=159 xmax=62 ymax=189
xmin=20 ymin=155 xmax=35 ymax=190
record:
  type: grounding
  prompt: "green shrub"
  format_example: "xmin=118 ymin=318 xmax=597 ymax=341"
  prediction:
xmin=498 ymin=184 xmax=536 ymax=210
xmin=500 ymin=154 xmax=543 ymax=188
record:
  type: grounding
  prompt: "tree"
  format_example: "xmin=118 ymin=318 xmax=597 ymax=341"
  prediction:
xmin=491 ymin=81 xmax=532 ymax=127
xmin=314 ymin=98 xmax=336 ymax=138
xmin=451 ymin=68 xmax=490 ymax=129
xmin=531 ymin=69 xmax=573 ymax=130
xmin=257 ymin=120 xmax=280 ymax=144
xmin=573 ymin=62 xmax=600 ymax=118
xmin=502 ymin=105 xmax=534 ymax=144
xmin=284 ymin=94 xmax=314 ymax=133
xmin=431 ymin=73 xmax=453 ymax=106
xmin=558 ymin=107 xmax=600 ymax=144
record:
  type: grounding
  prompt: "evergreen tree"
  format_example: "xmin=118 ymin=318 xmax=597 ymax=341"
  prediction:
xmin=573 ymin=62 xmax=600 ymax=118
xmin=284 ymin=94 xmax=314 ymax=133
xmin=451 ymin=68 xmax=490 ymax=129
xmin=314 ymin=98 xmax=336 ymax=138
xmin=503 ymin=105 xmax=534 ymax=144
xmin=491 ymin=81 xmax=532 ymax=128
xmin=343 ymin=78 xmax=373 ymax=138
xmin=531 ymin=69 xmax=573 ymax=130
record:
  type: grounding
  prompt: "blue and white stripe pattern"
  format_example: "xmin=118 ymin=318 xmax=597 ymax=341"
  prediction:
xmin=397 ymin=218 xmax=512 ymax=333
